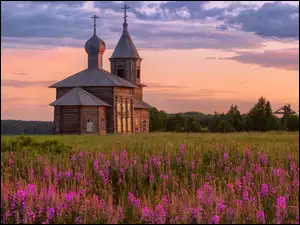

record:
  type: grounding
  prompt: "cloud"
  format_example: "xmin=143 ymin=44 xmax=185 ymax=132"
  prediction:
xmin=223 ymin=48 xmax=299 ymax=71
xmin=1 ymin=1 xmax=296 ymax=51
xmin=1 ymin=79 xmax=57 ymax=88
xmin=146 ymin=82 xmax=187 ymax=89
xmin=224 ymin=2 xmax=299 ymax=39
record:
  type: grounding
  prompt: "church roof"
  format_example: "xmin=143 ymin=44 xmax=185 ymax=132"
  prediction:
xmin=50 ymin=87 xmax=110 ymax=107
xmin=111 ymin=22 xmax=140 ymax=59
xmin=134 ymin=99 xmax=152 ymax=109
xmin=49 ymin=68 xmax=136 ymax=88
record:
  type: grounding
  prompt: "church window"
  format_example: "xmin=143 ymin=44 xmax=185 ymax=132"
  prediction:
xmin=86 ymin=118 xmax=94 ymax=132
xmin=117 ymin=68 xmax=125 ymax=78
xmin=137 ymin=69 xmax=140 ymax=79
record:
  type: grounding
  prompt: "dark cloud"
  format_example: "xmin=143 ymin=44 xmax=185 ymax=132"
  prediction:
xmin=1 ymin=79 xmax=57 ymax=88
xmin=0 ymin=1 xmax=298 ymax=51
xmin=225 ymin=2 xmax=299 ymax=39
xmin=223 ymin=48 xmax=299 ymax=71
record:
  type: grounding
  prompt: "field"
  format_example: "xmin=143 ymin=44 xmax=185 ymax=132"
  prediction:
xmin=1 ymin=132 xmax=299 ymax=224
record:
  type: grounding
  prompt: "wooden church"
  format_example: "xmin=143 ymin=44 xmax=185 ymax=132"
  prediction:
xmin=49 ymin=5 xmax=151 ymax=135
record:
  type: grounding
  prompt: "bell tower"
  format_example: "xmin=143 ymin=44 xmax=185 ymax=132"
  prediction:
xmin=109 ymin=4 xmax=142 ymax=86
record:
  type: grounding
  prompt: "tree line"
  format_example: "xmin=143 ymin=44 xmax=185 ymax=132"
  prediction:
xmin=1 ymin=97 xmax=298 ymax=135
xmin=150 ymin=97 xmax=299 ymax=133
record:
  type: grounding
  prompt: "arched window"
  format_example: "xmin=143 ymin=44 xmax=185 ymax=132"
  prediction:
xmin=137 ymin=68 xmax=140 ymax=79
xmin=117 ymin=68 xmax=125 ymax=78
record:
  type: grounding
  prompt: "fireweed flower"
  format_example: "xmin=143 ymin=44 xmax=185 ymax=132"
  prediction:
xmin=64 ymin=171 xmax=71 ymax=179
xmin=216 ymin=199 xmax=226 ymax=214
xmin=261 ymin=183 xmax=268 ymax=197
xmin=209 ymin=215 xmax=220 ymax=224
xmin=153 ymin=204 xmax=166 ymax=224
xmin=242 ymin=189 xmax=249 ymax=200
xmin=179 ymin=144 xmax=186 ymax=155
xmin=277 ymin=196 xmax=286 ymax=210
xmin=117 ymin=205 xmax=124 ymax=222
xmin=228 ymin=183 xmax=235 ymax=193
xmin=46 ymin=207 xmax=55 ymax=221
xmin=75 ymin=172 xmax=81 ymax=181
xmin=190 ymin=160 xmax=195 ymax=170
xmin=224 ymin=153 xmax=229 ymax=161
xmin=142 ymin=206 xmax=153 ymax=223
xmin=256 ymin=210 xmax=265 ymax=223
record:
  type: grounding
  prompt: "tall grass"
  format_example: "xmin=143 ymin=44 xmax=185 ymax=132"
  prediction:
xmin=1 ymin=133 xmax=299 ymax=224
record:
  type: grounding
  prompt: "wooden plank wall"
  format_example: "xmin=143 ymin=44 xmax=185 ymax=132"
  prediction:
xmin=83 ymin=87 xmax=114 ymax=133
xmin=56 ymin=88 xmax=72 ymax=99
xmin=80 ymin=106 xmax=99 ymax=134
xmin=134 ymin=109 xmax=149 ymax=133
xmin=54 ymin=106 xmax=60 ymax=134
xmin=114 ymin=87 xmax=134 ymax=134
xmin=133 ymin=86 xmax=143 ymax=101
xmin=61 ymin=106 xmax=80 ymax=134
xmin=99 ymin=107 xmax=106 ymax=134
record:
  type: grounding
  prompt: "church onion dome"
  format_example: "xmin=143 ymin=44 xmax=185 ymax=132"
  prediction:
xmin=85 ymin=34 xmax=106 ymax=55
xmin=111 ymin=22 xmax=140 ymax=59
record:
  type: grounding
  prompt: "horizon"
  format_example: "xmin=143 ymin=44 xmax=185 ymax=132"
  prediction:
xmin=1 ymin=1 xmax=299 ymax=121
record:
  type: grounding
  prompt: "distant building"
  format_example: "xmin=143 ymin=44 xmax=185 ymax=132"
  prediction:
xmin=49 ymin=8 xmax=151 ymax=134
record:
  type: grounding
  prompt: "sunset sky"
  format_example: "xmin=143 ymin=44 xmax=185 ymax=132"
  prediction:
xmin=1 ymin=1 xmax=299 ymax=121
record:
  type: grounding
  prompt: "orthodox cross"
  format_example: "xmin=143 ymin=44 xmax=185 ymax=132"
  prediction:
xmin=274 ymin=104 xmax=296 ymax=131
xmin=121 ymin=4 xmax=130 ymax=22
xmin=91 ymin=15 xmax=99 ymax=34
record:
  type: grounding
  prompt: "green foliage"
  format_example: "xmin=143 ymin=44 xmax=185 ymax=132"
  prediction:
xmin=248 ymin=97 xmax=279 ymax=131
xmin=284 ymin=114 xmax=299 ymax=131
xmin=208 ymin=112 xmax=235 ymax=133
xmin=1 ymin=134 xmax=71 ymax=154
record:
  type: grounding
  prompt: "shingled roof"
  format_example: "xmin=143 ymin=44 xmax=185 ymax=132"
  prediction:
xmin=50 ymin=87 xmax=110 ymax=106
xmin=134 ymin=99 xmax=152 ymax=109
xmin=49 ymin=68 xmax=136 ymax=88
xmin=111 ymin=22 xmax=140 ymax=59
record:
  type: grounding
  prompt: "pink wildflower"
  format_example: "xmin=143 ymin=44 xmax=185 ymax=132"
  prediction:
xmin=209 ymin=215 xmax=220 ymax=224
xmin=153 ymin=204 xmax=166 ymax=224
xmin=256 ymin=210 xmax=265 ymax=223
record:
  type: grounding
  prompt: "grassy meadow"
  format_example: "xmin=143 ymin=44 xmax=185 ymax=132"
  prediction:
xmin=1 ymin=132 xmax=299 ymax=224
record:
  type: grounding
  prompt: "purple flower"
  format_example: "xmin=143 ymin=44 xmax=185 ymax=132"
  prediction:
xmin=75 ymin=172 xmax=81 ymax=181
xmin=117 ymin=205 xmax=124 ymax=222
xmin=153 ymin=204 xmax=166 ymax=224
xmin=142 ymin=206 xmax=153 ymax=223
xmin=227 ymin=183 xmax=234 ymax=193
xmin=64 ymin=171 xmax=71 ymax=179
xmin=162 ymin=196 xmax=168 ymax=206
xmin=46 ymin=207 xmax=55 ymax=221
xmin=261 ymin=183 xmax=268 ymax=197
xmin=209 ymin=215 xmax=220 ymax=224
xmin=224 ymin=153 xmax=229 ymax=161
xmin=242 ymin=189 xmax=249 ymax=200
xmin=256 ymin=210 xmax=265 ymax=223
xmin=217 ymin=199 xmax=226 ymax=214
xmin=71 ymin=154 xmax=76 ymax=161
xmin=15 ymin=190 xmax=27 ymax=202
xmin=179 ymin=144 xmax=186 ymax=155
xmin=190 ymin=160 xmax=195 ymax=170
xmin=277 ymin=196 xmax=286 ymax=210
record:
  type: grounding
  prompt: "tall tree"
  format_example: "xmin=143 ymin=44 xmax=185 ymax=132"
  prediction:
xmin=248 ymin=97 xmax=278 ymax=131
xmin=226 ymin=104 xmax=245 ymax=131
